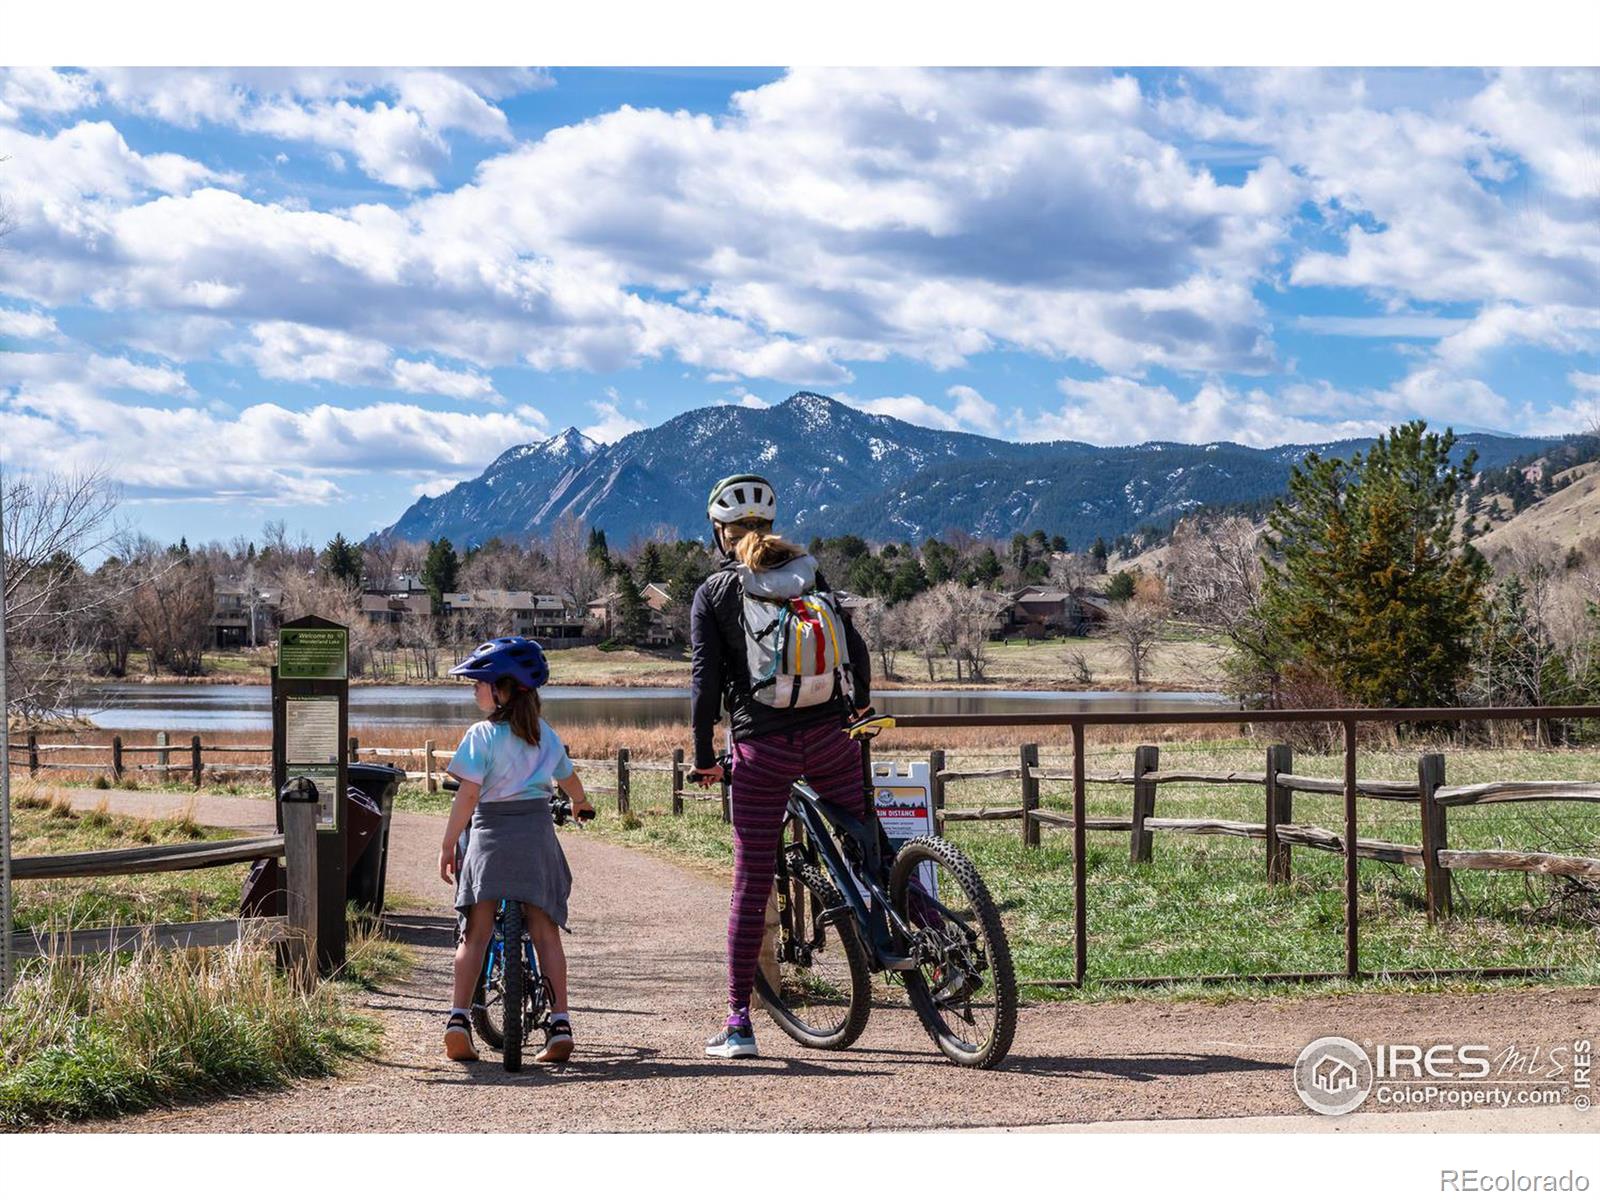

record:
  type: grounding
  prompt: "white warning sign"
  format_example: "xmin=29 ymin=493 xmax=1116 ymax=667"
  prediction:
xmin=871 ymin=759 xmax=937 ymax=898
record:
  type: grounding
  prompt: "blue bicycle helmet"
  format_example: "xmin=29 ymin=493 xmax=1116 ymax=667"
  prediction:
xmin=447 ymin=636 xmax=550 ymax=691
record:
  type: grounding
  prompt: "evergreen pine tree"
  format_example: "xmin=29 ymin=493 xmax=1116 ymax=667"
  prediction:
xmin=320 ymin=533 xmax=363 ymax=589
xmin=1259 ymin=420 xmax=1487 ymax=708
xmin=422 ymin=538 xmax=461 ymax=606
xmin=636 ymin=543 xmax=665 ymax=587
xmin=613 ymin=565 xmax=651 ymax=644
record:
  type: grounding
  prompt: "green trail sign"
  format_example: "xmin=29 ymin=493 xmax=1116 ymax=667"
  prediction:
xmin=272 ymin=615 xmax=349 ymax=972
xmin=279 ymin=625 xmax=348 ymax=680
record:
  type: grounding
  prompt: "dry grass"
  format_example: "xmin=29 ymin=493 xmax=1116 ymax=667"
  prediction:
xmin=0 ymin=926 xmax=385 ymax=1129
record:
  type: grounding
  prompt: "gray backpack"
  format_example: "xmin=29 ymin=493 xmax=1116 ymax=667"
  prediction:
xmin=734 ymin=556 xmax=852 ymax=710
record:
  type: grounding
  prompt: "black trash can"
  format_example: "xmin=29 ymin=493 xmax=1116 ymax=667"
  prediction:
xmin=347 ymin=763 xmax=407 ymax=914
xmin=241 ymin=764 xmax=407 ymax=918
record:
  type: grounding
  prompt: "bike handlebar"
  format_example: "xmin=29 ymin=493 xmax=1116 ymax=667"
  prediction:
xmin=440 ymin=776 xmax=589 ymax=826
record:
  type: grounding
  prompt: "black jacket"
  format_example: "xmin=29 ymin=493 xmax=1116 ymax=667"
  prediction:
xmin=689 ymin=552 xmax=871 ymax=768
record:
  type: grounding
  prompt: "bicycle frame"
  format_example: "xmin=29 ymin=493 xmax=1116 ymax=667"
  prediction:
xmin=782 ymin=780 xmax=921 ymax=971
xmin=479 ymin=900 xmax=542 ymax=1008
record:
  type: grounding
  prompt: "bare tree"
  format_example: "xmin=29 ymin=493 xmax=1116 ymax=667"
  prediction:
xmin=130 ymin=552 xmax=215 ymax=676
xmin=2 ymin=470 xmax=122 ymax=717
xmin=1105 ymin=576 xmax=1168 ymax=687
xmin=853 ymin=598 xmax=902 ymax=680
xmin=545 ymin=514 xmax=607 ymax=614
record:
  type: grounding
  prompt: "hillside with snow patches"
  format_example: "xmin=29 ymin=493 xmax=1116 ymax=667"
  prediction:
xmin=383 ymin=392 xmax=1553 ymax=549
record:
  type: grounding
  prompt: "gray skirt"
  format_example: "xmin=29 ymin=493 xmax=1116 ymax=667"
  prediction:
xmin=454 ymin=795 xmax=573 ymax=933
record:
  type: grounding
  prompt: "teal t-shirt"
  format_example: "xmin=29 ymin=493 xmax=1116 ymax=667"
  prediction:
xmin=446 ymin=718 xmax=575 ymax=804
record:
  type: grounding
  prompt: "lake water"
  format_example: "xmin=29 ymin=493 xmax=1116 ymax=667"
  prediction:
xmin=81 ymin=684 xmax=1234 ymax=732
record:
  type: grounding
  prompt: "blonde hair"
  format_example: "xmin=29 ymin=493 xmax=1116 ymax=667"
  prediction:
xmin=490 ymin=679 xmax=543 ymax=747
xmin=727 ymin=523 xmax=805 ymax=571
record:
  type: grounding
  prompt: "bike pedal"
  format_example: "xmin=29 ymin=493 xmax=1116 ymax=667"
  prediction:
xmin=878 ymin=953 xmax=918 ymax=970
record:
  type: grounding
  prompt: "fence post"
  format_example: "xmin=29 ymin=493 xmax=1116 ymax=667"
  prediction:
xmin=282 ymin=790 xmax=320 ymax=986
xmin=1419 ymin=753 xmax=1451 ymax=922
xmin=111 ymin=734 xmax=124 ymax=783
xmin=156 ymin=730 xmax=170 ymax=780
xmin=1020 ymin=743 xmax=1040 ymax=848
xmin=1265 ymin=744 xmax=1294 ymax=884
xmin=348 ymin=735 xmax=359 ymax=760
xmin=424 ymin=739 xmax=436 ymax=793
xmin=27 ymin=733 xmax=38 ymax=778
xmin=929 ymin=748 xmax=946 ymax=837
xmin=617 ymin=747 xmax=631 ymax=814
xmin=190 ymin=735 xmax=202 ymax=789
xmin=671 ymin=749 xmax=684 ymax=816
xmin=1129 ymin=744 xmax=1159 ymax=863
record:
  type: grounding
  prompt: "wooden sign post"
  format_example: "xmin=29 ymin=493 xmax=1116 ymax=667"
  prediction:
xmin=272 ymin=615 xmax=350 ymax=973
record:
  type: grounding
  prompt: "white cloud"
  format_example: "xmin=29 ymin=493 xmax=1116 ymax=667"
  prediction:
xmin=411 ymin=475 xmax=467 ymax=498
xmin=0 ymin=381 xmax=550 ymax=503
xmin=845 ymin=393 xmax=966 ymax=432
xmin=1571 ymin=371 xmax=1600 ymax=396
xmin=2 ymin=349 xmax=194 ymax=397
xmin=0 ymin=67 xmax=97 ymax=123
xmin=235 ymin=322 xmax=501 ymax=403
xmin=0 ymin=309 xmax=60 ymax=341
xmin=63 ymin=68 xmax=550 ymax=190
xmin=581 ymin=397 xmax=646 ymax=444
xmin=1029 ymin=375 xmax=1390 ymax=447
xmin=947 ymin=385 xmax=1001 ymax=435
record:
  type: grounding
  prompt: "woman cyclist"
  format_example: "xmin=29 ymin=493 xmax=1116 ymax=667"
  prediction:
xmin=688 ymin=473 xmax=871 ymax=1058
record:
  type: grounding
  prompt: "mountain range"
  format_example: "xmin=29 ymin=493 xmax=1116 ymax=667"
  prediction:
xmin=384 ymin=392 xmax=1555 ymax=550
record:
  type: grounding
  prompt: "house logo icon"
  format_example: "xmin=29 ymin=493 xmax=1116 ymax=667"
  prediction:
xmin=1294 ymin=1037 xmax=1374 ymax=1115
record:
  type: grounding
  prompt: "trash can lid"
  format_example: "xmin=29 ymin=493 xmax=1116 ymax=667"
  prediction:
xmin=347 ymin=762 xmax=408 ymax=782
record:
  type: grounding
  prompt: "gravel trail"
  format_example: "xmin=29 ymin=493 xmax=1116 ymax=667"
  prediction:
xmin=53 ymin=788 xmax=1600 ymax=1133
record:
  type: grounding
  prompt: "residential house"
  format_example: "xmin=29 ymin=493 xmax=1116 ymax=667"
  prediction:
xmin=1002 ymin=585 xmax=1111 ymax=638
xmin=208 ymin=581 xmax=281 ymax=649
xmin=359 ymin=589 xmax=434 ymax=627
xmin=442 ymin=590 xmax=588 ymax=643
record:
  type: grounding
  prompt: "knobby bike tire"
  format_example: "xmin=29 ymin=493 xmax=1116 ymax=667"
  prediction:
xmin=890 ymin=835 xmax=1017 ymax=1069
xmin=502 ymin=903 xmax=525 ymax=1072
xmin=754 ymin=860 xmax=872 ymax=1050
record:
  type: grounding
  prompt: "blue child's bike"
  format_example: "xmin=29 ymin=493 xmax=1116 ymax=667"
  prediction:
xmin=447 ymin=782 xmax=581 ymax=1072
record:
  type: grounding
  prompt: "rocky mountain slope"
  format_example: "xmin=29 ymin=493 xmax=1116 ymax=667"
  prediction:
xmin=384 ymin=391 xmax=1554 ymax=548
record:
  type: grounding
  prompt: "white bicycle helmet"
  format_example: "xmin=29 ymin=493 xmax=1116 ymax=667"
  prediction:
xmin=706 ymin=474 xmax=777 ymax=526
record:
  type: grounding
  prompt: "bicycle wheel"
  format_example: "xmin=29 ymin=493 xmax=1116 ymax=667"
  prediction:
xmin=501 ymin=903 xmax=525 ymax=1073
xmin=753 ymin=856 xmax=872 ymax=1050
xmin=472 ymin=937 xmax=506 ymax=1049
xmin=890 ymin=836 xmax=1017 ymax=1069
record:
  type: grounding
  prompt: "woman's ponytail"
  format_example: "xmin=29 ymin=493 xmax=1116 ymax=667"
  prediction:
xmin=733 ymin=528 xmax=805 ymax=571
xmin=491 ymin=680 xmax=543 ymax=746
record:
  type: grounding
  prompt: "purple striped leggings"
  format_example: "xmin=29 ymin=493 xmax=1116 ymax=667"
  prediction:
xmin=726 ymin=723 xmax=865 ymax=1014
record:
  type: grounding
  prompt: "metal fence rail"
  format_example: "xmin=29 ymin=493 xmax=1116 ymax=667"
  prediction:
xmin=872 ymin=704 xmax=1600 ymax=987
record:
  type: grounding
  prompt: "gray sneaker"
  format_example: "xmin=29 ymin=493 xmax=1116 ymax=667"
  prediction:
xmin=705 ymin=1018 xmax=758 ymax=1059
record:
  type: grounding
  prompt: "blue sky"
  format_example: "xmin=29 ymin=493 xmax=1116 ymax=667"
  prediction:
xmin=1 ymin=66 xmax=1597 ymax=548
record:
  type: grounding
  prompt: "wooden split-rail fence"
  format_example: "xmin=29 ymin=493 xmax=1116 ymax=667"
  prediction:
xmin=930 ymin=742 xmax=1600 ymax=922
xmin=5 ymin=795 xmax=321 ymax=981
xmin=12 ymin=730 xmax=1599 ymax=923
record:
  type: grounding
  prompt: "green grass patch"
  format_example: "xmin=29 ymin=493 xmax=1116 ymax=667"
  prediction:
xmin=10 ymin=796 xmax=248 ymax=933
xmin=589 ymin=744 xmax=1600 ymax=1003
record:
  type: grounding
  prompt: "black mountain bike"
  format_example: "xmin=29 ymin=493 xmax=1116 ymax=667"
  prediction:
xmin=446 ymin=781 xmax=582 ymax=1072
xmin=730 ymin=714 xmax=1017 ymax=1069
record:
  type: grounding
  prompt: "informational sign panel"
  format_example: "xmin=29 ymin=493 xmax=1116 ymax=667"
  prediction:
xmin=278 ymin=625 xmax=348 ymax=680
xmin=870 ymin=759 xmax=937 ymax=898
xmin=272 ymin=615 xmax=349 ymax=971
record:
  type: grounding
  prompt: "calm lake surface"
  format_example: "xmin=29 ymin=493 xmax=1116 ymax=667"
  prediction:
xmin=82 ymin=683 xmax=1233 ymax=732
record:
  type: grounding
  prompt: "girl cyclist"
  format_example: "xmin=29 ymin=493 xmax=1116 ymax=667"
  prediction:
xmin=439 ymin=636 xmax=594 ymax=1064
xmin=688 ymin=474 xmax=872 ymax=1058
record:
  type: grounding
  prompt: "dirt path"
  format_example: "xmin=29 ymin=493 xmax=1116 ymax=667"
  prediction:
xmin=59 ymin=788 xmax=1600 ymax=1133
